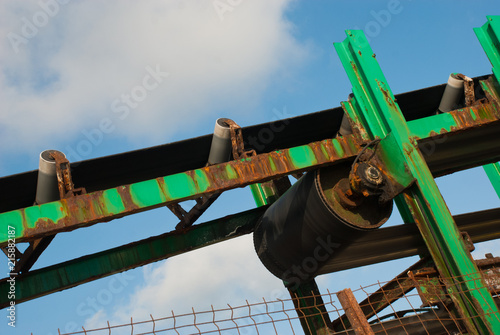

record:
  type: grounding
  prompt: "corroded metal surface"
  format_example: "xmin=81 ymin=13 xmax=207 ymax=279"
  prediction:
xmin=0 ymin=136 xmax=361 ymax=246
xmin=337 ymin=288 xmax=374 ymax=335
xmin=0 ymin=206 xmax=266 ymax=308
xmin=335 ymin=27 xmax=500 ymax=334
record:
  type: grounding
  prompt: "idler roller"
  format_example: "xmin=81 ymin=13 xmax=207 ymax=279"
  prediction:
xmin=253 ymin=163 xmax=392 ymax=285
xmin=35 ymin=150 xmax=65 ymax=205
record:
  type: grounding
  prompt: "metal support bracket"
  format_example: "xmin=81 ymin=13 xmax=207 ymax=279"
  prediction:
xmin=52 ymin=151 xmax=86 ymax=199
xmin=14 ymin=153 xmax=86 ymax=274
xmin=475 ymin=16 xmax=500 ymax=86
xmin=224 ymin=119 xmax=256 ymax=160
xmin=170 ymin=193 xmax=221 ymax=230
xmin=334 ymin=28 xmax=500 ymax=333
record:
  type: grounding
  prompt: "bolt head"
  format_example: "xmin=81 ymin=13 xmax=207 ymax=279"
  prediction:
xmin=364 ymin=165 xmax=383 ymax=185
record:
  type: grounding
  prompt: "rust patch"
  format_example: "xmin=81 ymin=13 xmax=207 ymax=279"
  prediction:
xmin=156 ymin=177 xmax=167 ymax=196
xmin=116 ymin=185 xmax=140 ymax=211
xmin=24 ymin=218 xmax=57 ymax=239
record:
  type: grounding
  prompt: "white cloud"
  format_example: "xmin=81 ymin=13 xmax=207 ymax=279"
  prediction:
xmin=84 ymin=234 xmax=285 ymax=330
xmin=1 ymin=0 xmax=309 ymax=152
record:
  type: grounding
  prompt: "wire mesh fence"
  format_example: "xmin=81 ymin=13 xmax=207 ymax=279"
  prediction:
xmin=54 ymin=262 xmax=500 ymax=335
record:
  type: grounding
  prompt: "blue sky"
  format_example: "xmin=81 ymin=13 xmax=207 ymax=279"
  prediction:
xmin=1 ymin=1 xmax=499 ymax=334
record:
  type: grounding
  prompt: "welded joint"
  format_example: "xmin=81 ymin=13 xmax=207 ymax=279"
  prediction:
xmin=224 ymin=119 xmax=256 ymax=159
xmin=167 ymin=202 xmax=188 ymax=222
xmin=51 ymin=151 xmax=86 ymax=199
xmin=455 ymin=73 xmax=476 ymax=107
xmin=174 ymin=193 xmax=221 ymax=230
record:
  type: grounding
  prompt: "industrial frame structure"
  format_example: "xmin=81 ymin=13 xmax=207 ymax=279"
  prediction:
xmin=1 ymin=15 xmax=500 ymax=335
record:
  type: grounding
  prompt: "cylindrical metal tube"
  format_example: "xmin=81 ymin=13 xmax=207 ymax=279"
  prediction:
xmin=337 ymin=112 xmax=353 ymax=136
xmin=253 ymin=163 xmax=392 ymax=285
xmin=207 ymin=118 xmax=232 ymax=165
xmin=437 ymin=73 xmax=464 ymax=114
xmin=35 ymin=150 xmax=65 ymax=204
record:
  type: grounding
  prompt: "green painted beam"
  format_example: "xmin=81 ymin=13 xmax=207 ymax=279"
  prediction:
xmin=476 ymin=16 xmax=500 ymax=201
xmin=407 ymin=102 xmax=500 ymax=140
xmin=288 ymin=280 xmax=332 ymax=335
xmin=335 ymin=29 xmax=500 ymax=333
xmin=484 ymin=162 xmax=500 ymax=198
xmin=0 ymin=206 xmax=267 ymax=308
xmin=249 ymin=183 xmax=275 ymax=207
xmin=2 ymin=106 xmax=499 ymax=250
xmin=0 ymin=136 xmax=361 ymax=247
xmin=475 ymin=16 xmax=500 ymax=83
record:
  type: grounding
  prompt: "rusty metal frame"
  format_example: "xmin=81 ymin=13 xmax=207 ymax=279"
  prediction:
xmin=1 ymin=99 xmax=499 ymax=249
xmin=0 ymin=18 xmax=499 ymax=335
xmin=334 ymin=27 xmax=500 ymax=333
xmin=331 ymin=258 xmax=434 ymax=332
xmin=0 ymin=136 xmax=361 ymax=247
xmin=0 ymin=206 xmax=266 ymax=308
xmin=337 ymin=288 xmax=375 ymax=335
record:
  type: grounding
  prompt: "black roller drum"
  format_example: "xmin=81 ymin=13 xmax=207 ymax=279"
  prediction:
xmin=253 ymin=163 xmax=392 ymax=286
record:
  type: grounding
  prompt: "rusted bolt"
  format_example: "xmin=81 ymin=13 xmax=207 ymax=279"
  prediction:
xmin=364 ymin=165 xmax=383 ymax=186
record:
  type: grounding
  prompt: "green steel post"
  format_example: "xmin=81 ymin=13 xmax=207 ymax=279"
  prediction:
xmin=250 ymin=183 xmax=278 ymax=207
xmin=484 ymin=162 xmax=500 ymax=199
xmin=288 ymin=280 xmax=332 ymax=335
xmin=334 ymin=29 xmax=500 ymax=334
xmin=475 ymin=17 xmax=500 ymax=201
xmin=475 ymin=16 xmax=500 ymax=85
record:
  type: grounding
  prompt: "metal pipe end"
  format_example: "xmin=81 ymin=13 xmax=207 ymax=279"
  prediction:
xmin=207 ymin=118 xmax=233 ymax=165
xmin=214 ymin=118 xmax=231 ymax=139
xmin=39 ymin=150 xmax=65 ymax=175
xmin=448 ymin=73 xmax=465 ymax=89
xmin=36 ymin=150 xmax=66 ymax=204
xmin=437 ymin=73 xmax=465 ymax=114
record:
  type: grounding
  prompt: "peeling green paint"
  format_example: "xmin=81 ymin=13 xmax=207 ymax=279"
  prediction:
xmin=130 ymin=179 xmax=167 ymax=207
xmin=164 ymin=173 xmax=198 ymax=200
xmin=225 ymin=164 xmax=238 ymax=180
xmin=0 ymin=211 xmax=24 ymax=240
xmin=268 ymin=156 xmax=277 ymax=171
xmin=288 ymin=146 xmax=317 ymax=169
xmin=332 ymin=139 xmax=345 ymax=156
xmin=25 ymin=203 xmax=65 ymax=230
xmin=103 ymin=189 xmax=126 ymax=214
xmin=194 ymin=169 xmax=210 ymax=192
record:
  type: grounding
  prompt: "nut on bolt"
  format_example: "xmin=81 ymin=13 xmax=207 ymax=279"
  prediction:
xmin=364 ymin=165 xmax=383 ymax=186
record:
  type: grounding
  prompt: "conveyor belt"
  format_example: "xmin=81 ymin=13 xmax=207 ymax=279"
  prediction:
xmin=0 ymin=75 xmax=491 ymax=213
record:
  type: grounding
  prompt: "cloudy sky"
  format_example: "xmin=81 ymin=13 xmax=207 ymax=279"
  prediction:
xmin=1 ymin=1 xmax=500 ymax=334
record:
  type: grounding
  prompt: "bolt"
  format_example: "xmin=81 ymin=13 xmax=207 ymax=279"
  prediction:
xmin=364 ymin=165 xmax=383 ymax=185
